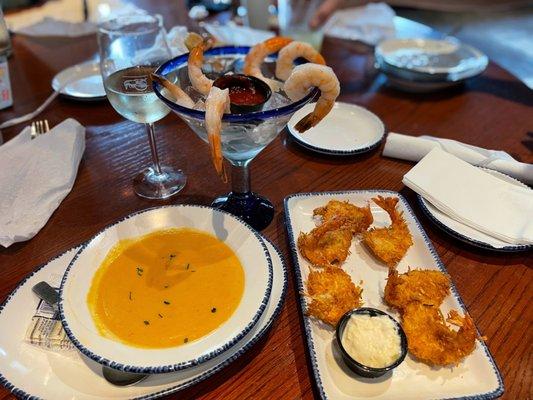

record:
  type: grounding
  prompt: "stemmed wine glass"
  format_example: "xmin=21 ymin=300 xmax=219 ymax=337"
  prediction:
xmin=153 ymin=47 xmax=317 ymax=230
xmin=97 ymin=14 xmax=186 ymax=199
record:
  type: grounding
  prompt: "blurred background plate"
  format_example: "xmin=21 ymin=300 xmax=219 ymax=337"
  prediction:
xmin=52 ymin=61 xmax=106 ymax=101
xmin=375 ymin=38 xmax=488 ymax=92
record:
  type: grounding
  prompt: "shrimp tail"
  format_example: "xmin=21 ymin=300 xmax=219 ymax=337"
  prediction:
xmin=294 ymin=112 xmax=321 ymax=133
xmin=208 ymin=134 xmax=228 ymax=183
xmin=205 ymin=86 xmax=230 ymax=182
xmin=151 ymin=73 xmax=195 ymax=108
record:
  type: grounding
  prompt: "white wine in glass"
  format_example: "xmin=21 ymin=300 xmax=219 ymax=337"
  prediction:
xmin=98 ymin=15 xmax=186 ymax=199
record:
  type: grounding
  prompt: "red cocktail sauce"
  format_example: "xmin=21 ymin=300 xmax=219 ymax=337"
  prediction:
xmin=227 ymin=85 xmax=266 ymax=106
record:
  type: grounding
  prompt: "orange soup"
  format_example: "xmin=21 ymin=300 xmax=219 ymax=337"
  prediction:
xmin=87 ymin=228 xmax=245 ymax=348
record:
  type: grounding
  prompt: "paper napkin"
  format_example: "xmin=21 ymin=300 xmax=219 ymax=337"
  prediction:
xmin=403 ymin=148 xmax=533 ymax=245
xmin=324 ymin=3 xmax=395 ymax=46
xmin=0 ymin=119 xmax=85 ymax=248
xmin=383 ymin=133 xmax=533 ymax=185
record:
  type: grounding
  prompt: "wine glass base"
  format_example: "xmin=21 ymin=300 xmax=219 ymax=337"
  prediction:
xmin=133 ymin=165 xmax=186 ymax=200
xmin=212 ymin=192 xmax=274 ymax=231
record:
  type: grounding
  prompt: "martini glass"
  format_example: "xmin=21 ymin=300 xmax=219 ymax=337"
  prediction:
xmin=153 ymin=46 xmax=317 ymax=230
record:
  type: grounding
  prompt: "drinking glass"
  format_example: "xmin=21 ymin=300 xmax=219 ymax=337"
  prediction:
xmin=98 ymin=14 xmax=186 ymax=199
xmin=278 ymin=0 xmax=325 ymax=51
xmin=153 ymin=47 xmax=317 ymax=231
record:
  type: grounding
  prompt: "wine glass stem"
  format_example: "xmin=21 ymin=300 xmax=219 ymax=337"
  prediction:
xmin=146 ymin=122 xmax=162 ymax=175
xmin=230 ymin=163 xmax=251 ymax=194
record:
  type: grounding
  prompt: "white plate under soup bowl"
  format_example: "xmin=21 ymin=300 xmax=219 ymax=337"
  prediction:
xmin=59 ymin=205 xmax=273 ymax=373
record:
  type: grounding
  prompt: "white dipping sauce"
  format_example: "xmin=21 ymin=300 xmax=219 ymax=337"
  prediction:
xmin=341 ymin=314 xmax=401 ymax=368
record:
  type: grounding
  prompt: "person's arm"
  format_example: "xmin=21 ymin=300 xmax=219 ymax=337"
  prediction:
xmin=309 ymin=0 xmax=532 ymax=29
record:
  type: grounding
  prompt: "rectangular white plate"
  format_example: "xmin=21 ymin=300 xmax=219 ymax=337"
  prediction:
xmin=284 ymin=190 xmax=503 ymax=400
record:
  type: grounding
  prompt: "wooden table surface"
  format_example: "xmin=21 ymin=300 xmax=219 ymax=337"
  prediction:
xmin=1 ymin=1 xmax=532 ymax=399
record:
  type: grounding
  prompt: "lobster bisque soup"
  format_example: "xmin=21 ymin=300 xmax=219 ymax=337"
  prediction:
xmin=87 ymin=228 xmax=244 ymax=348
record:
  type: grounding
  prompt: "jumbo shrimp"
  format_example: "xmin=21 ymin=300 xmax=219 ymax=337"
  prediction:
xmin=243 ymin=36 xmax=293 ymax=90
xmin=275 ymin=41 xmax=326 ymax=81
xmin=284 ymin=63 xmax=340 ymax=133
xmin=188 ymin=37 xmax=216 ymax=96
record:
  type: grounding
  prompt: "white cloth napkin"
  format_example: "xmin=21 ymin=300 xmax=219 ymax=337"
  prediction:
xmin=403 ymin=148 xmax=533 ymax=245
xmin=324 ymin=3 xmax=395 ymax=46
xmin=383 ymin=132 xmax=533 ymax=185
xmin=6 ymin=0 xmax=147 ymax=37
xmin=0 ymin=119 xmax=85 ymax=248
xmin=201 ymin=21 xmax=274 ymax=46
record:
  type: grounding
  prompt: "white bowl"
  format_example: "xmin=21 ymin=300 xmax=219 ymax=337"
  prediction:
xmin=59 ymin=205 xmax=273 ymax=373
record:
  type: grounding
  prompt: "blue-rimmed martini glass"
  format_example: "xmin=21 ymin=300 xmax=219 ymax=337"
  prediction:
xmin=154 ymin=46 xmax=317 ymax=231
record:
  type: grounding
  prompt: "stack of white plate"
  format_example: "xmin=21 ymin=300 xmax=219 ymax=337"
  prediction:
xmin=375 ymin=38 xmax=488 ymax=92
xmin=0 ymin=205 xmax=288 ymax=399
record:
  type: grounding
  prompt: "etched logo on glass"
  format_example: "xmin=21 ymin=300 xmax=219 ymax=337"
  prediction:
xmin=123 ymin=76 xmax=149 ymax=92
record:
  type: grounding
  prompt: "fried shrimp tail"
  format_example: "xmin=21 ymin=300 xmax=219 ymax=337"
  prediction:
xmin=384 ymin=268 xmax=451 ymax=310
xmin=363 ymin=196 xmax=413 ymax=267
xmin=284 ymin=64 xmax=340 ymax=133
xmin=298 ymin=217 xmax=352 ymax=267
xmin=151 ymin=73 xmax=195 ymax=108
xmin=205 ymin=86 xmax=230 ymax=182
xmin=402 ymin=303 xmax=476 ymax=366
xmin=306 ymin=267 xmax=363 ymax=326
xmin=313 ymin=200 xmax=373 ymax=235
xmin=275 ymin=41 xmax=326 ymax=81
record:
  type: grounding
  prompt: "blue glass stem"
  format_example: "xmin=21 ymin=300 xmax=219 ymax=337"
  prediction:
xmin=231 ymin=162 xmax=251 ymax=194
xmin=211 ymin=161 xmax=274 ymax=231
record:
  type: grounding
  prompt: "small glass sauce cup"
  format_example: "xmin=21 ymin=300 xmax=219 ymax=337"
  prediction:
xmin=213 ymin=74 xmax=272 ymax=114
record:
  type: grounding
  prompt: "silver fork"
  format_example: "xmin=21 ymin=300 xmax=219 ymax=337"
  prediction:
xmin=30 ymin=119 xmax=50 ymax=139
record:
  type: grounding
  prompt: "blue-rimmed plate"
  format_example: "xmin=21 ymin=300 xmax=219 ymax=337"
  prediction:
xmin=284 ymin=190 xmax=503 ymax=400
xmin=287 ymin=102 xmax=385 ymax=156
xmin=0 ymin=237 xmax=287 ymax=399
xmin=59 ymin=205 xmax=273 ymax=374
xmin=418 ymin=169 xmax=532 ymax=252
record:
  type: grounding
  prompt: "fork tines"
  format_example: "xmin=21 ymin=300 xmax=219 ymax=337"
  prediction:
xmin=31 ymin=119 xmax=50 ymax=139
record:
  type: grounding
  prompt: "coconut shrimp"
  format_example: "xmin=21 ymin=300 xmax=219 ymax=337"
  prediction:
xmin=298 ymin=217 xmax=353 ymax=267
xmin=313 ymin=200 xmax=373 ymax=235
xmin=243 ymin=36 xmax=293 ymax=90
xmin=151 ymin=74 xmax=195 ymax=108
xmin=275 ymin=41 xmax=326 ymax=81
xmin=284 ymin=64 xmax=340 ymax=133
xmin=384 ymin=268 xmax=451 ymax=310
xmin=205 ymin=86 xmax=230 ymax=182
xmin=362 ymin=196 xmax=413 ymax=268
xmin=401 ymin=303 xmax=477 ymax=366
xmin=306 ymin=266 xmax=363 ymax=327
xmin=188 ymin=37 xmax=216 ymax=96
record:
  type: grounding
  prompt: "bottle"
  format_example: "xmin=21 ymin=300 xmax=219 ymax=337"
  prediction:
xmin=0 ymin=56 xmax=12 ymax=110
xmin=0 ymin=6 xmax=12 ymax=111
xmin=0 ymin=6 xmax=11 ymax=57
